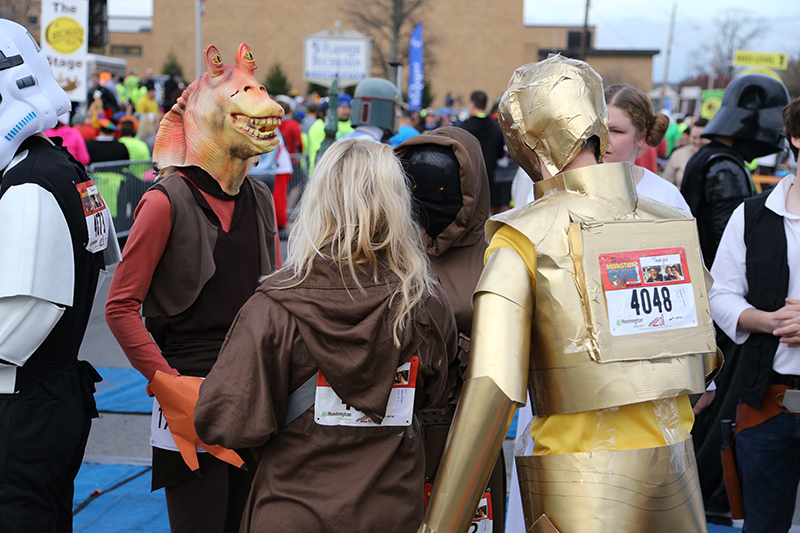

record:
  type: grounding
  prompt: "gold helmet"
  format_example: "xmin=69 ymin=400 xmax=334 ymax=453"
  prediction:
xmin=498 ymin=54 xmax=608 ymax=180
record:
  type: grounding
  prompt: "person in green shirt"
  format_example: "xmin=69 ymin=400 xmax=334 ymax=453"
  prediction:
xmin=307 ymin=99 xmax=328 ymax=173
xmin=118 ymin=117 xmax=151 ymax=184
xmin=334 ymin=93 xmax=354 ymax=139
xmin=663 ymin=110 xmax=681 ymax=157
xmin=124 ymin=69 xmax=141 ymax=104
xmin=308 ymin=94 xmax=356 ymax=172
xmin=118 ymin=117 xmax=151 ymax=161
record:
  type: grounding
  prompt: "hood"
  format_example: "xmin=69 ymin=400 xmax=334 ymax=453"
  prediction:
xmin=262 ymin=260 xmax=432 ymax=422
xmin=395 ymin=127 xmax=491 ymax=257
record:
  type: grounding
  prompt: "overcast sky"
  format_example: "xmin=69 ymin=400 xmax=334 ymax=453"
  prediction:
xmin=107 ymin=0 xmax=799 ymax=83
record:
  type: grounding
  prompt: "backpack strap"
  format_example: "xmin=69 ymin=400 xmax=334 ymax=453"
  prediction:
xmin=284 ymin=373 xmax=317 ymax=427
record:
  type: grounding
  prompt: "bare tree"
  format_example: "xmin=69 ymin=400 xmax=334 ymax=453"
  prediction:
xmin=781 ymin=51 xmax=800 ymax=100
xmin=690 ymin=9 xmax=766 ymax=80
xmin=344 ymin=0 xmax=436 ymax=81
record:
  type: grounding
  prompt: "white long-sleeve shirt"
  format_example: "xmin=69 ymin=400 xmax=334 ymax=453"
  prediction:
xmin=708 ymin=175 xmax=800 ymax=375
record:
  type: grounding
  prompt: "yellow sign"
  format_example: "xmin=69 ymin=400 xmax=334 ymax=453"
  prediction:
xmin=701 ymin=97 xmax=722 ymax=120
xmin=733 ymin=50 xmax=788 ymax=71
xmin=45 ymin=17 xmax=84 ymax=55
xmin=736 ymin=67 xmax=783 ymax=81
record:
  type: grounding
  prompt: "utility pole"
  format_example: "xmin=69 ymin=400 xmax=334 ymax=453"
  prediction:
xmin=580 ymin=0 xmax=591 ymax=61
xmin=389 ymin=62 xmax=403 ymax=92
xmin=707 ymin=40 xmax=718 ymax=91
xmin=660 ymin=3 xmax=676 ymax=110
xmin=195 ymin=0 xmax=203 ymax=79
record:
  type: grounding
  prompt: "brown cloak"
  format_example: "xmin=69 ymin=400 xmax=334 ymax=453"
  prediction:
xmin=195 ymin=259 xmax=458 ymax=532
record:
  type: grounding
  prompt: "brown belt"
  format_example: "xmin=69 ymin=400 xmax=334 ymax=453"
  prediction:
xmin=735 ymin=384 xmax=793 ymax=438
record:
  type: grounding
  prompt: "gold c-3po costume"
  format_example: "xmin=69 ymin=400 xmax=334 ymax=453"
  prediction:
xmin=419 ymin=56 xmax=721 ymax=533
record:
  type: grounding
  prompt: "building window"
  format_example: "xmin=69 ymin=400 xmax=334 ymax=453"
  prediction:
xmin=567 ymin=30 xmax=592 ymax=50
xmin=110 ymin=45 xmax=143 ymax=57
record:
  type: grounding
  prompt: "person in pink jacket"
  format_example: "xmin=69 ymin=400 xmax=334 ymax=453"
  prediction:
xmin=45 ymin=113 xmax=90 ymax=165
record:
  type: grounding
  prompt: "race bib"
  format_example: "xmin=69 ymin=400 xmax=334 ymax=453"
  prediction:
xmin=424 ymin=485 xmax=492 ymax=533
xmin=76 ymin=180 xmax=110 ymax=254
xmin=469 ymin=493 xmax=493 ymax=533
xmin=599 ymin=247 xmax=697 ymax=336
xmin=149 ymin=398 xmax=207 ymax=453
xmin=315 ymin=356 xmax=418 ymax=427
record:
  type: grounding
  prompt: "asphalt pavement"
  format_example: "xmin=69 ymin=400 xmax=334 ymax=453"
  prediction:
xmin=79 ymin=236 xmax=291 ymax=465
xmin=75 ymin=235 xmax=800 ymax=531
xmin=80 ymin=264 xmax=151 ymax=465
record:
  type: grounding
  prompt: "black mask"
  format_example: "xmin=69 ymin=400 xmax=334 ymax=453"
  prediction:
xmin=402 ymin=144 xmax=463 ymax=239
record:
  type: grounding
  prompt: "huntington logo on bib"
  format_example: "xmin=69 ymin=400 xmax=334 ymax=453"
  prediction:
xmin=599 ymin=247 xmax=697 ymax=336
xmin=315 ymin=356 xmax=419 ymax=427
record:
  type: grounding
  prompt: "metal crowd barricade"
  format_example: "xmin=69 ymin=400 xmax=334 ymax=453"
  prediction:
xmin=88 ymin=159 xmax=156 ymax=238
xmin=287 ymin=152 xmax=309 ymax=218
xmin=89 ymin=153 xmax=309 ymax=238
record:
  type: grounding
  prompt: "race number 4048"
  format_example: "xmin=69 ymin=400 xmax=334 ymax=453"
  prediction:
xmin=598 ymin=248 xmax=698 ymax=336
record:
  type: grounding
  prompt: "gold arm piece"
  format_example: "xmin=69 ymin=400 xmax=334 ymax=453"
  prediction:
xmin=418 ymin=251 xmax=533 ymax=533
xmin=705 ymin=347 xmax=724 ymax=384
xmin=703 ymin=264 xmax=714 ymax=294
xmin=468 ymin=249 xmax=533 ymax=404
xmin=420 ymin=378 xmax=517 ymax=533
xmin=474 ymin=247 xmax=534 ymax=316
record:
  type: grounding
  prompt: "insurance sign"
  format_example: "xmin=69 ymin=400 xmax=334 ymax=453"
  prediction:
xmin=304 ymin=29 xmax=372 ymax=88
xmin=733 ymin=50 xmax=789 ymax=71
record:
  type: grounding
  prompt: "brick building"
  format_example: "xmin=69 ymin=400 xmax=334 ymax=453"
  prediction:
xmin=14 ymin=0 xmax=658 ymax=107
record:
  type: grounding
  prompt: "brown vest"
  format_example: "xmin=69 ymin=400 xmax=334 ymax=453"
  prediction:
xmin=142 ymin=172 xmax=277 ymax=318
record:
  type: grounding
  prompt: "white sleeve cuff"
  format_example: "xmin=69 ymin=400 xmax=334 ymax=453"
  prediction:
xmin=0 ymin=295 xmax=64 ymax=366
xmin=711 ymin=296 xmax=754 ymax=345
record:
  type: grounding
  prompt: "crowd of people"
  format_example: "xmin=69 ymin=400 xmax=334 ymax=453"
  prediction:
xmin=2 ymin=16 xmax=800 ymax=533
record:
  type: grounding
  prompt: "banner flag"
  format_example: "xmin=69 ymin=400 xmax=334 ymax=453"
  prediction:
xmin=408 ymin=23 xmax=424 ymax=111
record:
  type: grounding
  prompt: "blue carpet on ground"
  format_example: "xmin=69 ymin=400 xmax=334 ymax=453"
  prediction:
xmin=94 ymin=367 xmax=151 ymax=414
xmin=73 ymin=462 xmax=168 ymax=532
xmin=506 ymin=409 xmax=519 ymax=439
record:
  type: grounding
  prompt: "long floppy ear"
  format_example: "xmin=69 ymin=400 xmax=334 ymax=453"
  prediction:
xmin=235 ymin=43 xmax=257 ymax=75
xmin=204 ymin=45 xmax=225 ymax=77
xmin=152 ymin=88 xmax=189 ymax=171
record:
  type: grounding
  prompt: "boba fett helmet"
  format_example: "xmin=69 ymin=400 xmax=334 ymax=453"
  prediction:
xmin=351 ymin=78 xmax=401 ymax=135
xmin=702 ymin=73 xmax=789 ymax=161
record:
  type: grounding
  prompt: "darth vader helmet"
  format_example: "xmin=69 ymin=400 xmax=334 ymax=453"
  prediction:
xmin=702 ymin=73 xmax=789 ymax=161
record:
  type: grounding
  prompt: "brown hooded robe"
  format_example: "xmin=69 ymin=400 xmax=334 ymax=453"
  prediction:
xmin=195 ymin=259 xmax=458 ymax=532
xmin=395 ymin=127 xmax=505 ymax=533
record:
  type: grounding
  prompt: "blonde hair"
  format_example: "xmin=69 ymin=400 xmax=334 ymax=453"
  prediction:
xmin=605 ymin=84 xmax=669 ymax=147
xmin=282 ymin=139 xmax=436 ymax=346
xmin=137 ymin=112 xmax=160 ymax=140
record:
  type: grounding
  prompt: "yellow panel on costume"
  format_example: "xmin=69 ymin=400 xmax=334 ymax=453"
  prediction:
xmin=528 ymin=397 xmax=694 ymax=455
